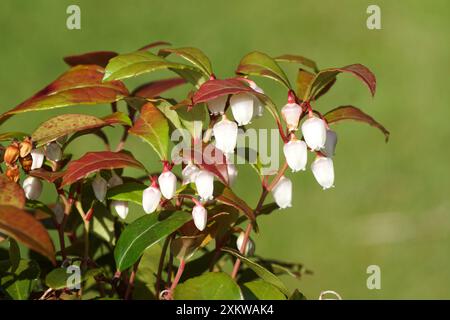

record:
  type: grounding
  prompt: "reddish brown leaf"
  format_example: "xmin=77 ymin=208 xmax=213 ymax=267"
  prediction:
xmin=61 ymin=151 xmax=146 ymax=187
xmin=192 ymin=78 xmax=256 ymax=105
xmin=324 ymin=106 xmax=389 ymax=142
xmin=0 ymin=205 xmax=55 ymax=264
xmin=138 ymin=41 xmax=171 ymax=51
xmin=214 ymin=183 xmax=255 ymax=222
xmin=29 ymin=169 xmax=65 ymax=183
xmin=63 ymin=51 xmax=118 ymax=68
xmin=0 ymin=175 xmax=26 ymax=208
xmin=133 ymin=78 xmax=187 ymax=98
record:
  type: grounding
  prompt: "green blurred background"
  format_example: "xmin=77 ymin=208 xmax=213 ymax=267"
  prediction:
xmin=1 ymin=0 xmax=449 ymax=299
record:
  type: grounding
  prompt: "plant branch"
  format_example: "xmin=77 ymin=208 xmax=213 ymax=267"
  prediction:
xmin=156 ymin=235 xmax=171 ymax=297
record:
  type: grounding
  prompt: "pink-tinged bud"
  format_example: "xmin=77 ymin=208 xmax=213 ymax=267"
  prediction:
xmin=272 ymin=176 xmax=292 ymax=209
xmin=45 ymin=142 xmax=62 ymax=161
xmin=230 ymin=93 xmax=254 ymax=126
xmin=227 ymin=163 xmax=238 ymax=186
xmin=53 ymin=201 xmax=65 ymax=224
xmin=92 ymin=174 xmax=108 ymax=202
xmin=142 ymin=186 xmax=161 ymax=214
xmin=283 ymin=139 xmax=307 ymax=172
xmin=311 ymin=156 xmax=334 ymax=189
xmin=22 ymin=176 xmax=43 ymax=200
xmin=213 ymin=116 xmax=238 ymax=154
xmin=158 ymin=170 xmax=177 ymax=200
xmin=112 ymin=200 xmax=129 ymax=219
xmin=30 ymin=148 xmax=45 ymax=170
xmin=195 ymin=170 xmax=214 ymax=201
xmin=108 ymin=172 xmax=123 ymax=188
xmin=182 ymin=163 xmax=200 ymax=185
xmin=236 ymin=232 xmax=255 ymax=256
xmin=301 ymin=116 xmax=327 ymax=151
xmin=192 ymin=204 xmax=207 ymax=231
xmin=207 ymin=95 xmax=227 ymax=115
xmin=281 ymin=103 xmax=302 ymax=131
xmin=321 ymin=130 xmax=337 ymax=157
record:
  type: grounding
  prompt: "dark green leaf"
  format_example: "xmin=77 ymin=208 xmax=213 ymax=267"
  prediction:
xmin=106 ymin=182 xmax=146 ymax=205
xmin=241 ymin=279 xmax=286 ymax=300
xmin=0 ymin=259 xmax=40 ymax=300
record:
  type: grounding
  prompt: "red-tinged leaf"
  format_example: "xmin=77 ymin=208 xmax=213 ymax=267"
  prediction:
xmin=296 ymin=69 xmax=315 ymax=100
xmin=275 ymin=54 xmax=319 ymax=73
xmin=138 ymin=40 xmax=171 ymax=51
xmin=0 ymin=65 xmax=129 ymax=124
xmin=29 ymin=169 xmax=65 ymax=183
xmin=214 ymin=183 xmax=255 ymax=222
xmin=324 ymin=106 xmax=389 ymax=142
xmin=63 ymin=51 xmax=118 ymax=68
xmin=0 ymin=205 xmax=55 ymax=264
xmin=133 ymin=78 xmax=187 ymax=98
xmin=129 ymin=103 xmax=169 ymax=160
xmin=159 ymin=47 xmax=213 ymax=76
xmin=101 ymin=111 xmax=132 ymax=126
xmin=0 ymin=175 xmax=26 ymax=208
xmin=307 ymin=64 xmax=376 ymax=100
xmin=236 ymin=51 xmax=291 ymax=89
xmin=0 ymin=132 xmax=28 ymax=142
xmin=60 ymin=151 xmax=145 ymax=187
xmin=192 ymin=78 xmax=256 ymax=105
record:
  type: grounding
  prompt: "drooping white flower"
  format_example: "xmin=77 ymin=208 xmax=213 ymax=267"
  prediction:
xmin=321 ymin=130 xmax=338 ymax=157
xmin=281 ymin=103 xmax=302 ymax=131
xmin=182 ymin=163 xmax=200 ymax=185
xmin=142 ymin=186 xmax=161 ymax=214
xmin=92 ymin=173 xmax=108 ymax=202
xmin=108 ymin=172 xmax=123 ymax=188
xmin=311 ymin=156 xmax=335 ymax=190
xmin=30 ymin=148 xmax=45 ymax=170
xmin=236 ymin=232 xmax=255 ymax=256
xmin=53 ymin=201 xmax=65 ymax=224
xmin=230 ymin=93 xmax=254 ymax=126
xmin=112 ymin=200 xmax=129 ymax=219
xmin=195 ymin=170 xmax=214 ymax=201
xmin=192 ymin=204 xmax=207 ymax=231
xmin=45 ymin=142 xmax=62 ymax=161
xmin=207 ymin=95 xmax=228 ymax=115
xmin=22 ymin=176 xmax=43 ymax=200
xmin=249 ymin=82 xmax=264 ymax=118
xmin=272 ymin=176 xmax=292 ymax=209
xmin=301 ymin=116 xmax=327 ymax=151
xmin=158 ymin=170 xmax=177 ymax=200
xmin=213 ymin=116 xmax=238 ymax=154
xmin=227 ymin=163 xmax=238 ymax=186
xmin=283 ymin=139 xmax=308 ymax=172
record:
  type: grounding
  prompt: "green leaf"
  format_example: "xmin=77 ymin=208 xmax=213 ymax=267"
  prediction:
xmin=177 ymin=103 xmax=206 ymax=140
xmin=114 ymin=211 xmax=192 ymax=271
xmin=133 ymin=245 xmax=161 ymax=299
xmin=45 ymin=267 xmax=101 ymax=290
xmin=275 ymin=54 xmax=319 ymax=73
xmin=0 ymin=132 xmax=28 ymax=142
xmin=296 ymin=68 xmax=315 ymax=100
xmin=222 ymin=247 xmax=289 ymax=296
xmin=0 ymin=259 xmax=40 ymax=300
xmin=106 ymin=182 xmax=146 ymax=205
xmin=159 ymin=47 xmax=213 ymax=76
xmin=8 ymin=238 xmax=21 ymax=272
xmin=289 ymin=289 xmax=307 ymax=300
xmin=241 ymin=279 xmax=286 ymax=300
xmin=174 ymin=272 xmax=242 ymax=300
xmin=236 ymin=51 xmax=291 ymax=89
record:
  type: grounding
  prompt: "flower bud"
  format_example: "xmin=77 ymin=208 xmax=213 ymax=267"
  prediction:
xmin=30 ymin=148 xmax=45 ymax=170
xmin=236 ymin=232 xmax=255 ymax=256
xmin=22 ymin=176 xmax=43 ymax=200
xmin=192 ymin=204 xmax=207 ymax=231
xmin=182 ymin=163 xmax=200 ymax=185
xmin=45 ymin=142 xmax=62 ymax=161
xmin=4 ymin=142 xmax=20 ymax=165
xmin=19 ymin=137 xmax=33 ymax=158
xmin=311 ymin=156 xmax=334 ymax=189
xmin=158 ymin=170 xmax=177 ymax=200
xmin=19 ymin=153 xmax=33 ymax=173
xmin=321 ymin=130 xmax=337 ymax=157
xmin=207 ymin=95 xmax=227 ymax=115
xmin=112 ymin=200 xmax=129 ymax=219
xmin=272 ymin=176 xmax=292 ymax=209
xmin=92 ymin=173 xmax=108 ymax=202
xmin=213 ymin=116 xmax=238 ymax=154
xmin=142 ymin=186 xmax=161 ymax=214
xmin=283 ymin=139 xmax=307 ymax=172
xmin=281 ymin=103 xmax=302 ymax=131
xmin=53 ymin=201 xmax=65 ymax=224
xmin=108 ymin=172 xmax=123 ymax=188
xmin=6 ymin=165 xmax=20 ymax=182
xmin=230 ymin=93 xmax=254 ymax=126
xmin=227 ymin=163 xmax=238 ymax=186
xmin=301 ymin=116 xmax=327 ymax=151
xmin=195 ymin=170 xmax=214 ymax=201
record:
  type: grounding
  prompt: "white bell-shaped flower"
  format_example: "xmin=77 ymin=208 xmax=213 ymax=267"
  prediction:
xmin=311 ymin=156 xmax=335 ymax=189
xmin=272 ymin=176 xmax=292 ymax=209
xmin=227 ymin=163 xmax=238 ymax=186
xmin=22 ymin=176 xmax=43 ymax=200
xmin=192 ymin=204 xmax=207 ymax=231
xmin=301 ymin=116 xmax=327 ymax=151
xmin=158 ymin=170 xmax=177 ymax=200
xmin=92 ymin=174 xmax=108 ymax=202
xmin=207 ymin=95 xmax=228 ymax=115
xmin=182 ymin=163 xmax=200 ymax=185
xmin=249 ymin=83 xmax=264 ymax=118
xmin=283 ymin=139 xmax=307 ymax=172
xmin=142 ymin=186 xmax=161 ymax=214
xmin=46 ymin=142 xmax=62 ymax=161
xmin=321 ymin=130 xmax=338 ymax=157
xmin=281 ymin=103 xmax=302 ymax=131
xmin=53 ymin=201 xmax=65 ymax=224
xmin=108 ymin=172 xmax=123 ymax=188
xmin=230 ymin=93 xmax=254 ymax=126
xmin=236 ymin=232 xmax=255 ymax=256
xmin=112 ymin=200 xmax=129 ymax=219
xmin=30 ymin=148 xmax=45 ymax=170
xmin=195 ymin=170 xmax=214 ymax=201
xmin=213 ymin=116 xmax=238 ymax=154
